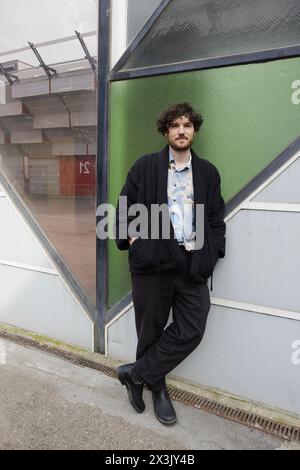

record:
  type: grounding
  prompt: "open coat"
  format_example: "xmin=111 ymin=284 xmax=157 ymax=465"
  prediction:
xmin=115 ymin=145 xmax=226 ymax=282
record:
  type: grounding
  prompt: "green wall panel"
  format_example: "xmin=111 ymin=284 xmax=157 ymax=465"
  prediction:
xmin=109 ymin=57 xmax=300 ymax=307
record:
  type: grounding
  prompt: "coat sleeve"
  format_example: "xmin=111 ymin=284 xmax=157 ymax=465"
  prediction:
xmin=114 ymin=161 xmax=140 ymax=251
xmin=208 ymin=171 xmax=226 ymax=259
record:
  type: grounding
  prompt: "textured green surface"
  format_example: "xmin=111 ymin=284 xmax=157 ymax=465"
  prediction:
xmin=109 ymin=58 xmax=300 ymax=307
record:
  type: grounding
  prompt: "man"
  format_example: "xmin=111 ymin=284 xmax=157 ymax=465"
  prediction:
xmin=115 ymin=103 xmax=226 ymax=425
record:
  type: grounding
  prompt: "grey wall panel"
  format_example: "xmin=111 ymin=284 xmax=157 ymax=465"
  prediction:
xmin=253 ymin=157 xmax=300 ymax=203
xmin=212 ymin=210 xmax=300 ymax=313
xmin=107 ymin=304 xmax=300 ymax=414
xmin=0 ymin=264 xmax=93 ymax=350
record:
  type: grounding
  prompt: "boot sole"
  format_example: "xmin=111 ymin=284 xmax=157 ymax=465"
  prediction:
xmin=154 ymin=411 xmax=177 ymax=426
xmin=117 ymin=367 xmax=145 ymax=414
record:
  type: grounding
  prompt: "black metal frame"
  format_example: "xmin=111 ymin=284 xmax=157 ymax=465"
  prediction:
xmin=75 ymin=30 xmax=97 ymax=78
xmin=97 ymin=0 xmax=300 ymax=351
xmin=111 ymin=0 xmax=172 ymax=74
xmin=0 ymin=63 xmax=18 ymax=84
xmin=111 ymin=44 xmax=300 ymax=81
xmin=28 ymin=42 xmax=57 ymax=78
xmin=96 ymin=0 xmax=110 ymax=353
xmin=225 ymin=136 xmax=300 ymax=217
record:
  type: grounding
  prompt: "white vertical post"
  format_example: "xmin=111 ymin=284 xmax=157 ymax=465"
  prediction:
xmin=110 ymin=0 xmax=128 ymax=68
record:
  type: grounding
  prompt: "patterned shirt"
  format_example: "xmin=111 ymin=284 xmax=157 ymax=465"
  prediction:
xmin=167 ymin=148 xmax=196 ymax=251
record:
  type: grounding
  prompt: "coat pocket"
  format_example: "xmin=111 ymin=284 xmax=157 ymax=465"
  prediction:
xmin=197 ymin=224 xmax=218 ymax=279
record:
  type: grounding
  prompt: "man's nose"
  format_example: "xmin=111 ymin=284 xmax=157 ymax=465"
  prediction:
xmin=178 ymin=126 xmax=185 ymax=134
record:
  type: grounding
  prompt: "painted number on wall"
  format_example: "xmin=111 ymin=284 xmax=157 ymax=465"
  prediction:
xmin=79 ymin=161 xmax=91 ymax=174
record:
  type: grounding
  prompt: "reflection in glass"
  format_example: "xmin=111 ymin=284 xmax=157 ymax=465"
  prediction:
xmin=121 ymin=0 xmax=300 ymax=71
xmin=0 ymin=52 xmax=96 ymax=306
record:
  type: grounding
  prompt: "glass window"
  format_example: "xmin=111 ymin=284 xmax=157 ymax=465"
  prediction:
xmin=127 ymin=0 xmax=162 ymax=44
xmin=0 ymin=1 xmax=97 ymax=307
xmin=119 ymin=0 xmax=300 ymax=72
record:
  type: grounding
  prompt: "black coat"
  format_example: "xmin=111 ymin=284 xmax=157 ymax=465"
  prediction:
xmin=115 ymin=146 xmax=226 ymax=282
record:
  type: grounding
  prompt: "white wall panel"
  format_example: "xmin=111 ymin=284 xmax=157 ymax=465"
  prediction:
xmin=252 ymin=157 xmax=300 ymax=203
xmin=0 ymin=264 xmax=93 ymax=350
xmin=107 ymin=304 xmax=300 ymax=415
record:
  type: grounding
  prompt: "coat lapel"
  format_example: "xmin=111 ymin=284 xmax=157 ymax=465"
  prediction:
xmin=156 ymin=145 xmax=169 ymax=205
xmin=191 ymin=148 xmax=206 ymax=206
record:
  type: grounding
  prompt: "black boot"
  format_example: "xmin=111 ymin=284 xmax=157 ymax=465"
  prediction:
xmin=117 ymin=363 xmax=145 ymax=413
xmin=152 ymin=388 xmax=177 ymax=425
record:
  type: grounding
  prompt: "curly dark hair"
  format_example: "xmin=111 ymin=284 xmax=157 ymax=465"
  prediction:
xmin=156 ymin=102 xmax=203 ymax=135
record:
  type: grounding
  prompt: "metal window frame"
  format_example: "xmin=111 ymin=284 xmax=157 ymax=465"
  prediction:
xmin=111 ymin=0 xmax=173 ymax=74
xmin=97 ymin=0 xmax=300 ymax=349
xmin=110 ymin=44 xmax=300 ymax=81
xmin=96 ymin=0 xmax=110 ymax=353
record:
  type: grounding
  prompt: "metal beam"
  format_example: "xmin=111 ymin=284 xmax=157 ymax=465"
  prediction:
xmin=28 ymin=42 xmax=57 ymax=79
xmin=111 ymin=0 xmax=172 ymax=73
xmin=75 ymin=30 xmax=97 ymax=78
xmin=110 ymin=44 xmax=300 ymax=81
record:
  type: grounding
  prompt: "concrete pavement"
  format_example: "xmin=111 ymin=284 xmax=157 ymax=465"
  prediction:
xmin=0 ymin=337 xmax=298 ymax=450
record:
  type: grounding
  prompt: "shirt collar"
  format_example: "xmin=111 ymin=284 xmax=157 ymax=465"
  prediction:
xmin=169 ymin=147 xmax=192 ymax=170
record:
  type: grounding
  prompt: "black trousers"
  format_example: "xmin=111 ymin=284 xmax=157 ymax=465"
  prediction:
xmin=132 ymin=248 xmax=211 ymax=392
